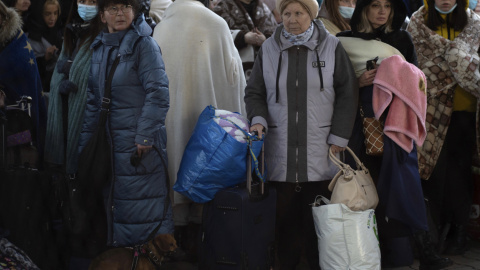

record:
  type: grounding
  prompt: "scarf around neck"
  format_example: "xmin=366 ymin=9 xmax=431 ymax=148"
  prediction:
xmin=282 ymin=23 xmax=314 ymax=45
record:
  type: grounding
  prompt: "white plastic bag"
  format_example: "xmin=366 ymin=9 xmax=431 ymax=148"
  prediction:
xmin=312 ymin=196 xmax=381 ymax=270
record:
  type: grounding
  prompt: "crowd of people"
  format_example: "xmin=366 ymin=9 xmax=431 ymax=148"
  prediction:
xmin=1 ymin=0 xmax=480 ymax=268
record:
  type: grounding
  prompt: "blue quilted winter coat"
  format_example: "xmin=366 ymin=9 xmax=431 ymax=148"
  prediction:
xmin=78 ymin=15 xmax=173 ymax=247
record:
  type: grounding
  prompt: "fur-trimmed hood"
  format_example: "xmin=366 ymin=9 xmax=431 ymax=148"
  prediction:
xmin=0 ymin=1 xmax=22 ymax=46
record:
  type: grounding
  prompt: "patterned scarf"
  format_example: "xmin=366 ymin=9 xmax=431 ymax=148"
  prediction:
xmin=282 ymin=23 xmax=314 ymax=45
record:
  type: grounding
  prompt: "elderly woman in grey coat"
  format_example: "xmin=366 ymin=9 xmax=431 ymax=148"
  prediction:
xmin=244 ymin=0 xmax=358 ymax=267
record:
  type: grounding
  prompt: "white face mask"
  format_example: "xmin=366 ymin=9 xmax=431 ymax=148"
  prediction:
xmin=77 ymin=3 xmax=98 ymax=21
xmin=338 ymin=6 xmax=355 ymax=18
xmin=469 ymin=0 xmax=477 ymax=9
xmin=435 ymin=3 xmax=457 ymax=14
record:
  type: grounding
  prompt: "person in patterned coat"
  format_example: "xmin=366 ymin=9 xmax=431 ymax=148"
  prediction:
xmin=213 ymin=0 xmax=277 ymax=79
xmin=407 ymin=0 xmax=480 ymax=256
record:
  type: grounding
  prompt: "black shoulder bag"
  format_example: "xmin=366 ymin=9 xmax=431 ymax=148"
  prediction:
xmin=67 ymin=53 xmax=121 ymax=236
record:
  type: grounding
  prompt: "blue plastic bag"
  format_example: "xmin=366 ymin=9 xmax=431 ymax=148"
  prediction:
xmin=173 ymin=105 xmax=264 ymax=203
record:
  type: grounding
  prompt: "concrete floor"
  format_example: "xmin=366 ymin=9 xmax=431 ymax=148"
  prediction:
xmin=161 ymin=239 xmax=480 ymax=269
xmin=384 ymin=240 xmax=480 ymax=270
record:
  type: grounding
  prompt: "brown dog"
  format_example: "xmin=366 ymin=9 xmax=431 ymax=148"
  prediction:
xmin=88 ymin=234 xmax=177 ymax=270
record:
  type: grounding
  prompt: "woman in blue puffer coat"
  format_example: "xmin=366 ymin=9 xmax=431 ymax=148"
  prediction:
xmin=78 ymin=0 xmax=173 ymax=247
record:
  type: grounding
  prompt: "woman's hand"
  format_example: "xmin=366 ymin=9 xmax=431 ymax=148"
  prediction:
xmin=358 ymin=69 xmax=377 ymax=88
xmin=330 ymin=144 xmax=346 ymax=153
xmin=245 ymin=29 xmax=266 ymax=46
xmin=45 ymin=45 xmax=58 ymax=61
xmin=136 ymin=143 xmax=152 ymax=157
xmin=250 ymin=124 xmax=265 ymax=138
xmin=253 ymin=28 xmax=266 ymax=46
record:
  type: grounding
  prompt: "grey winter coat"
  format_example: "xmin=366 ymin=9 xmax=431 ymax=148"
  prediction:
xmin=244 ymin=20 xmax=358 ymax=183
xmin=78 ymin=15 xmax=173 ymax=247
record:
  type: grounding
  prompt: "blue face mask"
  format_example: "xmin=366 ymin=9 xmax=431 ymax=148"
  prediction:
xmin=338 ymin=6 xmax=355 ymax=18
xmin=469 ymin=0 xmax=478 ymax=10
xmin=435 ymin=3 xmax=457 ymax=14
xmin=317 ymin=0 xmax=324 ymax=6
xmin=78 ymin=4 xmax=98 ymax=22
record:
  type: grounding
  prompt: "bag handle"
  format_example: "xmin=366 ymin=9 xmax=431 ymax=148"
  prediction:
xmin=328 ymin=146 xmax=367 ymax=172
xmin=328 ymin=146 xmax=369 ymax=191
xmin=212 ymin=115 xmax=266 ymax=183
xmin=312 ymin=195 xmax=330 ymax=207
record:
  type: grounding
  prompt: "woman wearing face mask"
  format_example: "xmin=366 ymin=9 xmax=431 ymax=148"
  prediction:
xmin=44 ymin=0 xmax=102 ymax=260
xmin=337 ymin=0 xmax=453 ymax=268
xmin=407 ymin=0 xmax=480 ymax=256
xmin=317 ymin=0 xmax=355 ymax=35
xmin=469 ymin=0 xmax=480 ymax=13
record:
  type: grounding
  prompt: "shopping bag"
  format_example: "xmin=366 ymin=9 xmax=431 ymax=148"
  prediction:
xmin=173 ymin=105 xmax=264 ymax=203
xmin=312 ymin=196 xmax=381 ymax=270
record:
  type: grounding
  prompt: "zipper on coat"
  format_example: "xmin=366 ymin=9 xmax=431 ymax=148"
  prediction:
xmin=295 ymin=46 xmax=301 ymax=192
xmin=105 ymin=50 xmax=119 ymax=246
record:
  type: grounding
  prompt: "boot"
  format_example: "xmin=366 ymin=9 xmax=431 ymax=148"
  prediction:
xmin=413 ymin=230 xmax=453 ymax=270
xmin=183 ymin=222 xmax=201 ymax=263
xmin=444 ymin=224 xmax=468 ymax=255
xmin=170 ymin=225 xmax=189 ymax=262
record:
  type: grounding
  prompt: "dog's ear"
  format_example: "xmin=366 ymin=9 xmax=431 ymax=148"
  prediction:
xmin=155 ymin=234 xmax=178 ymax=252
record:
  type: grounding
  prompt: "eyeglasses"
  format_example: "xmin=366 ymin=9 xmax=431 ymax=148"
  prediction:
xmin=105 ymin=5 xmax=132 ymax=15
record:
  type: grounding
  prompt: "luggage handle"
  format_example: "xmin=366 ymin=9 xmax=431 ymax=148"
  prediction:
xmin=247 ymin=132 xmax=265 ymax=196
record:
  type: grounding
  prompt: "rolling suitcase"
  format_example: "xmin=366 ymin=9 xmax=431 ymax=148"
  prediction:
xmin=0 ymin=95 xmax=60 ymax=269
xmin=199 ymin=141 xmax=276 ymax=270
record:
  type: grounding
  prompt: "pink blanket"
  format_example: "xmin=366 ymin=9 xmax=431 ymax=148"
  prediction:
xmin=372 ymin=55 xmax=427 ymax=153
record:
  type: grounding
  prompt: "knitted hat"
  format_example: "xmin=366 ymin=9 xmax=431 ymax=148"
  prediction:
xmin=276 ymin=0 xmax=319 ymax=19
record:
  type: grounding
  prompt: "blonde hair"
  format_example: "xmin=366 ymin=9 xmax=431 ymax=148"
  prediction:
xmin=44 ymin=0 xmax=61 ymax=17
xmin=357 ymin=2 xmax=394 ymax=33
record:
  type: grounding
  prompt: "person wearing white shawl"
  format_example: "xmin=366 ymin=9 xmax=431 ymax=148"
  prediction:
xmin=152 ymin=0 xmax=246 ymax=261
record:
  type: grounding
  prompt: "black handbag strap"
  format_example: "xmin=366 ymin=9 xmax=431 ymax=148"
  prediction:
xmin=101 ymin=53 xmax=121 ymax=113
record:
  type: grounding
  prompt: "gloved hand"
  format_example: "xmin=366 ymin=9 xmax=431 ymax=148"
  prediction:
xmin=57 ymin=59 xmax=73 ymax=75
xmin=58 ymin=80 xmax=78 ymax=95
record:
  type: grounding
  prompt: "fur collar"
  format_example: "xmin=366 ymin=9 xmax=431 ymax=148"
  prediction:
xmin=0 ymin=6 xmax=22 ymax=46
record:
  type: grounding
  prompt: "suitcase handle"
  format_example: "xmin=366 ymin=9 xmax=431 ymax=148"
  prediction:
xmin=247 ymin=134 xmax=266 ymax=196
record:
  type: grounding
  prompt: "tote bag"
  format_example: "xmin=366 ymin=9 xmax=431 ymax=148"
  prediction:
xmin=173 ymin=105 xmax=263 ymax=203
xmin=312 ymin=196 xmax=381 ymax=270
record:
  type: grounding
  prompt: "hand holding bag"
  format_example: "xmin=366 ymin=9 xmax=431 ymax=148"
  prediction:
xmin=360 ymin=106 xmax=384 ymax=156
xmin=328 ymin=146 xmax=379 ymax=211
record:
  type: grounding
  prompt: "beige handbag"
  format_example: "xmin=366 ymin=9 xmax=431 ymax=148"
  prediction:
xmin=328 ymin=147 xmax=379 ymax=211
xmin=360 ymin=106 xmax=384 ymax=156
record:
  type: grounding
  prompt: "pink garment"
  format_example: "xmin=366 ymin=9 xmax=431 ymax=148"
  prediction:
xmin=372 ymin=55 xmax=427 ymax=153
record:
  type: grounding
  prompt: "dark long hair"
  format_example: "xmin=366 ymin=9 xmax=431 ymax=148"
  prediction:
xmin=426 ymin=0 xmax=467 ymax=31
xmin=62 ymin=1 xmax=102 ymax=56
